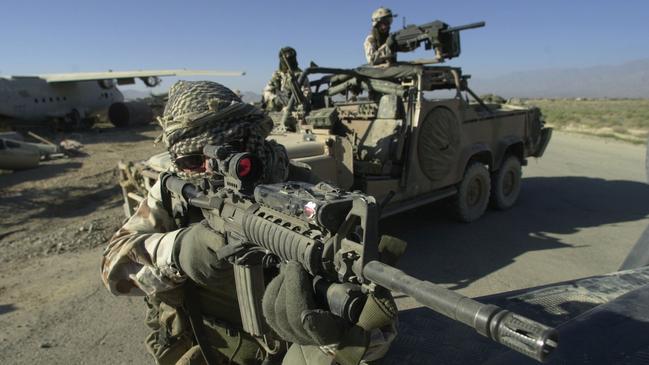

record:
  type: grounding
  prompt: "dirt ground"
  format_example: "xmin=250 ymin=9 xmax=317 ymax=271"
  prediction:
xmin=0 ymin=126 xmax=164 ymax=263
xmin=0 ymin=126 xmax=163 ymax=364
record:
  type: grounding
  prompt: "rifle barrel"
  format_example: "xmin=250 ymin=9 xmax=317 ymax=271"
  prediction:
xmin=363 ymin=261 xmax=558 ymax=363
xmin=443 ymin=21 xmax=486 ymax=33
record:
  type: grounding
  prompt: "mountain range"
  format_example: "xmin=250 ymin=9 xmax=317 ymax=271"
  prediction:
xmin=122 ymin=59 xmax=649 ymax=100
xmin=470 ymin=59 xmax=649 ymax=98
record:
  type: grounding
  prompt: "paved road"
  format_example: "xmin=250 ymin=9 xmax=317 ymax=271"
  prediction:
xmin=385 ymin=132 xmax=649 ymax=308
xmin=1 ymin=131 xmax=648 ymax=364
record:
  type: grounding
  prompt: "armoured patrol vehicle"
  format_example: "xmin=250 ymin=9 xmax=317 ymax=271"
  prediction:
xmin=118 ymin=20 xmax=551 ymax=222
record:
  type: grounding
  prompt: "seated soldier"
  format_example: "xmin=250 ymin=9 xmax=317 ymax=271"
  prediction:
xmin=262 ymin=47 xmax=311 ymax=112
xmin=101 ymin=80 xmax=396 ymax=365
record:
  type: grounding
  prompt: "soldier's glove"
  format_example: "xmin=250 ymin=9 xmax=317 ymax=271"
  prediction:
xmin=262 ymin=261 xmax=347 ymax=346
xmin=172 ymin=221 xmax=228 ymax=287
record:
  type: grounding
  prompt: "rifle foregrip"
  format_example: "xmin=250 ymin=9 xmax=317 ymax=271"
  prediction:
xmin=241 ymin=212 xmax=323 ymax=275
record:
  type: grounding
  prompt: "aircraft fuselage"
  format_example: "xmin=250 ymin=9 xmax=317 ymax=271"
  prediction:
xmin=0 ymin=77 xmax=123 ymax=122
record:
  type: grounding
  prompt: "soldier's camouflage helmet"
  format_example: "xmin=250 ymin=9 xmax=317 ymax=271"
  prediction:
xmin=371 ymin=7 xmax=396 ymax=27
xmin=157 ymin=81 xmax=287 ymax=182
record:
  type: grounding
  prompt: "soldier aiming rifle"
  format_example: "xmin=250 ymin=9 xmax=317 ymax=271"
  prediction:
xmin=102 ymin=81 xmax=396 ymax=365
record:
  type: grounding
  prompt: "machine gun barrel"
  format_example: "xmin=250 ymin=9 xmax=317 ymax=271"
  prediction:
xmin=363 ymin=261 xmax=558 ymax=363
xmin=442 ymin=21 xmax=486 ymax=33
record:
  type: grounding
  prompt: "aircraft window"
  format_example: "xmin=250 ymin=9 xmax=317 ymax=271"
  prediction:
xmin=49 ymin=97 xmax=53 ymax=102
xmin=42 ymin=98 xmax=46 ymax=102
xmin=0 ymin=140 xmax=4 ymax=150
xmin=63 ymin=96 xmax=67 ymax=101
xmin=34 ymin=99 xmax=38 ymax=103
xmin=56 ymin=97 xmax=60 ymax=101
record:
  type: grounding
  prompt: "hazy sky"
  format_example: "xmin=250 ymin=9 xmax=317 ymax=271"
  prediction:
xmin=1 ymin=0 xmax=648 ymax=93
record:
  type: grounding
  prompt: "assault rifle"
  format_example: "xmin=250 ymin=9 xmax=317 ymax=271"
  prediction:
xmin=390 ymin=20 xmax=485 ymax=63
xmin=163 ymin=144 xmax=558 ymax=363
xmin=280 ymin=52 xmax=310 ymax=112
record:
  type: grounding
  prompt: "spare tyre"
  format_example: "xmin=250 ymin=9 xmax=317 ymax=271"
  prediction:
xmin=417 ymin=107 xmax=461 ymax=181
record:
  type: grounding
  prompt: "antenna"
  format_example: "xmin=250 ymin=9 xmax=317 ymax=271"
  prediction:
xmin=402 ymin=16 xmax=406 ymax=29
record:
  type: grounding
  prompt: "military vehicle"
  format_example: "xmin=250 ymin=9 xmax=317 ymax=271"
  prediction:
xmin=118 ymin=70 xmax=550 ymax=222
xmin=0 ymin=69 xmax=243 ymax=129
xmin=117 ymin=21 xmax=551 ymax=223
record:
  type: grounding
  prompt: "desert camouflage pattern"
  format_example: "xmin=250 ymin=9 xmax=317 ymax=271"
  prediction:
xmin=371 ymin=7 xmax=395 ymax=27
xmin=262 ymin=69 xmax=311 ymax=111
xmin=364 ymin=33 xmax=394 ymax=65
xmin=101 ymin=178 xmax=185 ymax=296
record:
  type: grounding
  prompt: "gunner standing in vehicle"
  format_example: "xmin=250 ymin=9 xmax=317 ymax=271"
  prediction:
xmin=364 ymin=7 xmax=397 ymax=65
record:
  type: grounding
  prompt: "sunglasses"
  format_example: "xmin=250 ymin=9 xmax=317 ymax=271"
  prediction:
xmin=174 ymin=153 xmax=207 ymax=172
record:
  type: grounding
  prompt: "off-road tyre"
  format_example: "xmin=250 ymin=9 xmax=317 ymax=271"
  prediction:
xmin=453 ymin=162 xmax=491 ymax=222
xmin=418 ymin=107 xmax=461 ymax=181
xmin=490 ymin=155 xmax=522 ymax=210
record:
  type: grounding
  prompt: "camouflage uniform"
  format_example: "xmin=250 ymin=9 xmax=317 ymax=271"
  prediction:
xmin=102 ymin=81 xmax=395 ymax=365
xmin=363 ymin=33 xmax=395 ymax=66
xmin=102 ymin=81 xmax=284 ymax=365
xmin=262 ymin=47 xmax=311 ymax=112
xmin=364 ymin=7 xmax=396 ymax=66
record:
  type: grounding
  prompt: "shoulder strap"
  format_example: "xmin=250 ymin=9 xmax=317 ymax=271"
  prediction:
xmin=159 ymin=172 xmax=174 ymax=217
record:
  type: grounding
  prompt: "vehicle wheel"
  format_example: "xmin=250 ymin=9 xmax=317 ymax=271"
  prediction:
xmin=490 ymin=155 xmax=522 ymax=210
xmin=453 ymin=162 xmax=491 ymax=222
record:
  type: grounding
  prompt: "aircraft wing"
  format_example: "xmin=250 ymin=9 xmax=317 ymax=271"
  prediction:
xmin=28 ymin=69 xmax=245 ymax=83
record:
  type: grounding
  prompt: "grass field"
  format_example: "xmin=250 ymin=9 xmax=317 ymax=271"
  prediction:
xmin=517 ymin=99 xmax=649 ymax=143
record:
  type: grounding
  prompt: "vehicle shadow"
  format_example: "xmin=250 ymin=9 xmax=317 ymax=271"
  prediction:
xmin=58 ymin=124 xmax=159 ymax=145
xmin=380 ymin=176 xmax=649 ymax=289
xmin=0 ymin=183 xmax=121 ymax=224
xmin=0 ymin=162 xmax=83 ymax=190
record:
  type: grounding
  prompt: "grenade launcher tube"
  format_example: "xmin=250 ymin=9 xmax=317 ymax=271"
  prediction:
xmin=240 ymin=211 xmax=324 ymax=276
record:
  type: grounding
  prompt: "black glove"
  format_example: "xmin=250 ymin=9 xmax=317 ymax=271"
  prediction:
xmin=172 ymin=221 xmax=229 ymax=287
xmin=262 ymin=261 xmax=347 ymax=346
